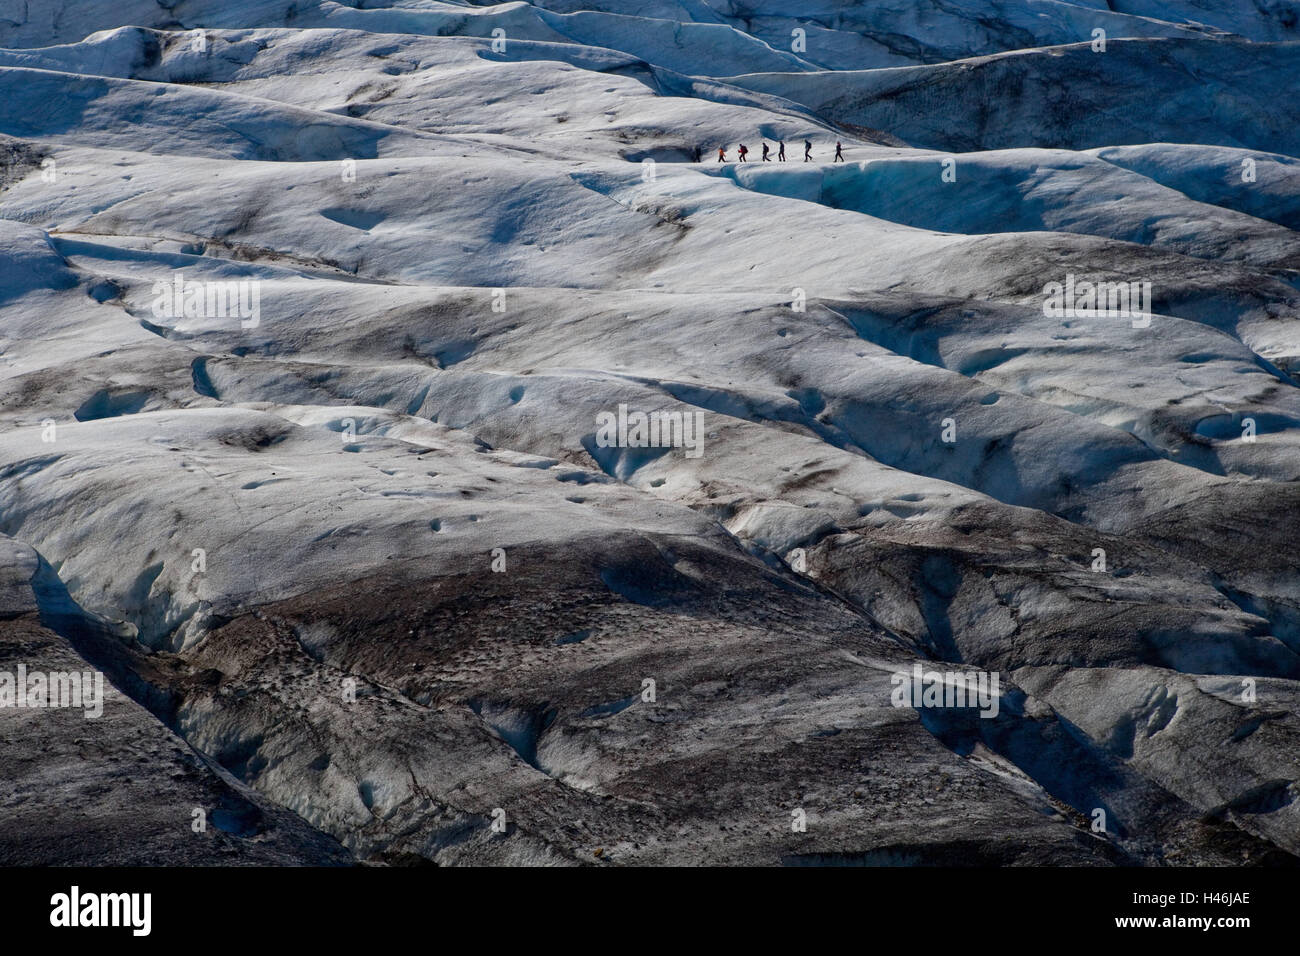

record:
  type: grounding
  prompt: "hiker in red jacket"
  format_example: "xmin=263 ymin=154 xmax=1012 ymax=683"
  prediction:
xmin=717 ymin=146 xmax=728 ymax=162
xmin=738 ymin=143 xmax=749 ymax=162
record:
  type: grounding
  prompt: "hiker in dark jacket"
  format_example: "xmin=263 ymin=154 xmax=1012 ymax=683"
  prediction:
xmin=834 ymin=141 xmax=844 ymax=162
xmin=803 ymin=139 xmax=812 ymax=161
xmin=692 ymin=145 xmax=702 ymax=162
xmin=738 ymin=143 xmax=749 ymax=162
xmin=762 ymin=142 xmax=771 ymax=161
xmin=778 ymin=140 xmax=786 ymax=161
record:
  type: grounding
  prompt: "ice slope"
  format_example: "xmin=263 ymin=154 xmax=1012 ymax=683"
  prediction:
xmin=724 ymin=151 xmax=1300 ymax=267
xmin=1093 ymin=144 xmax=1300 ymax=231
xmin=0 ymin=535 xmax=354 ymax=864
xmin=6 ymin=0 xmax=1296 ymax=62
xmin=730 ymin=39 xmax=1300 ymax=155
xmin=2 ymin=2 xmax=1300 ymax=865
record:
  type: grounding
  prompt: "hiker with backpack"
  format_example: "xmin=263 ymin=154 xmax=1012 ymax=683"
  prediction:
xmin=738 ymin=143 xmax=749 ymax=162
xmin=762 ymin=142 xmax=771 ymax=161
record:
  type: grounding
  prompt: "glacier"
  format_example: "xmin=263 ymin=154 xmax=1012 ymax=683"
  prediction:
xmin=0 ymin=0 xmax=1299 ymax=866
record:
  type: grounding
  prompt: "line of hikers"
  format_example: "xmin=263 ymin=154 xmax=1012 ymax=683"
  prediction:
xmin=693 ymin=139 xmax=844 ymax=163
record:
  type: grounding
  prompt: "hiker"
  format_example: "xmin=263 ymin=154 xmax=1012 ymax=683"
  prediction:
xmin=762 ymin=142 xmax=771 ymax=161
xmin=803 ymin=139 xmax=812 ymax=162
xmin=834 ymin=140 xmax=844 ymax=162
xmin=738 ymin=143 xmax=749 ymax=162
xmin=692 ymin=145 xmax=702 ymax=163
xmin=717 ymin=146 xmax=728 ymax=162
xmin=778 ymin=140 xmax=786 ymax=161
